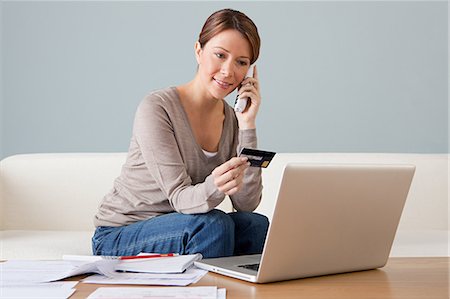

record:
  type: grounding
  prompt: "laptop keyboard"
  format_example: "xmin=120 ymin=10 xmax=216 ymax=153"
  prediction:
xmin=238 ymin=263 xmax=260 ymax=271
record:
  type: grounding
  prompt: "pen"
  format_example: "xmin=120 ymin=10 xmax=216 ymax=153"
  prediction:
xmin=119 ymin=253 xmax=178 ymax=260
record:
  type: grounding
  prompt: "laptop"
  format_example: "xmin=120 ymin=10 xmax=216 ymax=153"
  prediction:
xmin=194 ymin=163 xmax=415 ymax=283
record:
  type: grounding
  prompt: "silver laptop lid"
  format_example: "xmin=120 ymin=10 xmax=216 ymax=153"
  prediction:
xmin=256 ymin=163 xmax=415 ymax=283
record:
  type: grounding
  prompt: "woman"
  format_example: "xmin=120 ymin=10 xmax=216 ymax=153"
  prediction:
xmin=92 ymin=8 xmax=269 ymax=259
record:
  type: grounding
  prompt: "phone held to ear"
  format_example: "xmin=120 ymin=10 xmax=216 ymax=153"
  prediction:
xmin=234 ymin=66 xmax=254 ymax=113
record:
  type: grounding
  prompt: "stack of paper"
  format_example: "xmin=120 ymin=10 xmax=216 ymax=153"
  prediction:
xmin=82 ymin=267 xmax=207 ymax=286
xmin=0 ymin=253 xmax=208 ymax=287
xmin=0 ymin=259 xmax=115 ymax=298
xmin=115 ymin=253 xmax=202 ymax=273
xmin=61 ymin=253 xmax=207 ymax=285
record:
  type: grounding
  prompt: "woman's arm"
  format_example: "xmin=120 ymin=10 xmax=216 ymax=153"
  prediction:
xmin=230 ymin=66 xmax=264 ymax=211
xmin=133 ymin=95 xmax=226 ymax=214
xmin=229 ymin=129 xmax=263 ymax=212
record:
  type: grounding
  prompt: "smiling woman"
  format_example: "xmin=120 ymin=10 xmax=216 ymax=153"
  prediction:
xmin=92 ymin=9 xmax=269 ymax=259
xmin=196 ymin=29 xmax=252 ymax=100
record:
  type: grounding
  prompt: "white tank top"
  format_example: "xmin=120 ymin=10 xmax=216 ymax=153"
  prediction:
xmin=202 ymin=149 xmax=218 ymax=158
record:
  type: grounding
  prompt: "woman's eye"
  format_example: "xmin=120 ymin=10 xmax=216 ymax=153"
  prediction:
xmin=238 ymin=60 xmax=248 ymax=66
xmin=215 ymin=53 xmax=224 ymax=59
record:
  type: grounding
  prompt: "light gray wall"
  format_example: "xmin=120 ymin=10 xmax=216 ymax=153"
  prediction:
xmin=1 ymin=1 xmax=448 ymax=159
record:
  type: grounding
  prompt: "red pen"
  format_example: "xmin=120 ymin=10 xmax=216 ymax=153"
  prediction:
xmin=119 ymin=253 xmax=177 ymax=260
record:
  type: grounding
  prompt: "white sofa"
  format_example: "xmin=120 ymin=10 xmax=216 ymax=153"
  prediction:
xmin=1 ymin=153 xmax=448 ymax=260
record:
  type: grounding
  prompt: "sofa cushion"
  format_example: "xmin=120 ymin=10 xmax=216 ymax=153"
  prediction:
xmin=1 ymin=153 xmax=447 ymax=259
xmin=1 ymin=230 xmax=93 ymax=260
xmin=1 ymin=153 xmax=127 ymax=231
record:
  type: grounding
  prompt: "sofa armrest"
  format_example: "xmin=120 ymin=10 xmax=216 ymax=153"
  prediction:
xmin=1 ymin=153 xmax=126 ymax=231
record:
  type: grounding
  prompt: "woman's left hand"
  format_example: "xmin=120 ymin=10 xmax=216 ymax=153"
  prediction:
xmin=235 ymin=65 xmax=261 ymax=129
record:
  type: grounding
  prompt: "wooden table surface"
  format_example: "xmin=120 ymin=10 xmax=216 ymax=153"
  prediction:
xmin=70 ymin=257 xmax=448 ymax=299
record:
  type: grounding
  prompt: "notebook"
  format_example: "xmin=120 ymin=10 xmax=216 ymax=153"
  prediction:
xmin=115 ymin=254 xmax=202 ymax=274
xmin=194 ymin=163 xmax=415 ymax=283
xmin=63 ymin=253 xmax=202 ymax=274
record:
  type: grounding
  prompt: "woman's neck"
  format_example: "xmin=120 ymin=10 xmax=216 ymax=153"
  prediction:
xmin=178 ymin=77 xmax=221 ymax=112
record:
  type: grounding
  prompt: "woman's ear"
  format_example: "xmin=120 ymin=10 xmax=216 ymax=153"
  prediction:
xmin=194 ymin=41 xmax=202 ymax=64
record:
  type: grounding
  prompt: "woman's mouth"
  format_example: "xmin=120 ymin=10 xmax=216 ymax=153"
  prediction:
xmin=213 ymin=78 xmax=232 ymax=89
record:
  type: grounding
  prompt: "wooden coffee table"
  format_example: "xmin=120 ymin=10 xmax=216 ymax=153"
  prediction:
xmin=68 ymin=257 xmax=448 ymax=298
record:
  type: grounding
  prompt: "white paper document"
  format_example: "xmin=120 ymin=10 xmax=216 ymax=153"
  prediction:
xmin=0 ymin=281 xmax=78 ymax=299
xmin=87 ymin=286 xmax=225 ymax=299
xmin=63 ymin=253 xmax=202 ymax=274
xmin=0 ymin=259 xmax=117 ymax=283
xmin=1 ymin=253 xmax=205 ymax=288
xmin=82 ymin=267 xmax=207 ymax=286
xmin=115 ymin=253 xmax=202 ymax=273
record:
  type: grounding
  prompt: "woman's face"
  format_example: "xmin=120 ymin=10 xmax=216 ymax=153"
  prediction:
xmin=195 ymin=29 xmax=252 ymax=100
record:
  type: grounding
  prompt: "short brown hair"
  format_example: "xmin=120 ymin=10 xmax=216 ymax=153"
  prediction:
xmin=198 ymin=9 xmax=261 ymax=65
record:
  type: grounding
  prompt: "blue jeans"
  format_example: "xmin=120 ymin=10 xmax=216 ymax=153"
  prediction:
xmin=92 ymin=210 xmax=269 ymax=258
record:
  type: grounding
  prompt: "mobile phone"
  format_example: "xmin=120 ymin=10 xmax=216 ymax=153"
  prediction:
xmin=234 ymin=65 xmax=254 ymax=113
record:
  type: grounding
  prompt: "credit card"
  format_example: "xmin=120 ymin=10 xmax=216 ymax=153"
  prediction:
xmin=239 ymin=148 xmax=276 ymax=168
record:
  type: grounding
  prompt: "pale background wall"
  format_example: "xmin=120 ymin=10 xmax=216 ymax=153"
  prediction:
xmin=1 ymin=1 xmax=448 ymax=159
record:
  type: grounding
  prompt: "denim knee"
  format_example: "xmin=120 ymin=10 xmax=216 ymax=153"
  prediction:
xmin=194 ymin=209 xmax=235 ymax=238
xmin=186 ymin=209 xmax=235 ymax=258
xmin=241 ymin=212 xmax=269 ymax=239
xmin=228 ymin=212 xmax=269 ymax=255
xmin=249 ymin=213 xmax=269 ymax=232
xmin=231 ymin=212 xmax=269 ymax=230
xmin=91 ymin=226 xmax=115 ymax=255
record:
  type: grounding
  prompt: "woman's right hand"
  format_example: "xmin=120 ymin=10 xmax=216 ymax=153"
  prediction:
xmin=212 ymin=157 xmax=250 ymax=196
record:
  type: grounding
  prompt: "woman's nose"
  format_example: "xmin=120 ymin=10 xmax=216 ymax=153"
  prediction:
xmin=220 ymin=61 xmax=234 ymax=77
